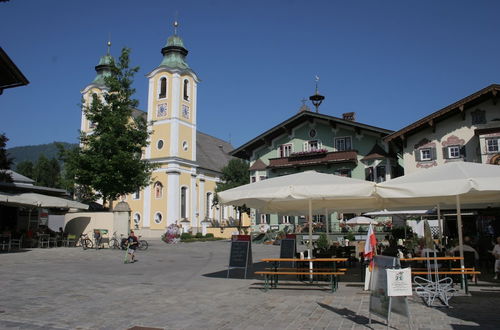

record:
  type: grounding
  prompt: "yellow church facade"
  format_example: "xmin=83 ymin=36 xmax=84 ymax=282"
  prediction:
xmin=80 ymin=27 xmax=244 ymax=238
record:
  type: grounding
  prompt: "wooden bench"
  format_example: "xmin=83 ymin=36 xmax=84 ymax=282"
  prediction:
xmin=255 ymin=270 xmax=345 ymax=292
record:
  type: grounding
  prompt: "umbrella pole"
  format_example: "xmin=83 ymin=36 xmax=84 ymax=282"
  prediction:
xmin=308 ymin=199 xmax=313 ymax=253
xmin=437 ymin=204 xmax=443 ymax=248
xmin=456 ymin=195 xmax=466 ymax=289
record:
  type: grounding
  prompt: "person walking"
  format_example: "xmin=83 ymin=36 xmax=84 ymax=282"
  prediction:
xmin=492 ymin=236 xmax=500 ymax=280
xmin=125 ymin=230 xmax=138 ymax=264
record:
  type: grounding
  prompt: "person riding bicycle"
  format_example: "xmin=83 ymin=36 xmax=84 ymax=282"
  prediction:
xmin=125 ymin=230 xmax=139 ymax=263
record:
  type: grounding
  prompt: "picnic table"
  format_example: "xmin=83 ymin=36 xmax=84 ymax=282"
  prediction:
xmin=256 ymin=258 xmax=348 ymax=292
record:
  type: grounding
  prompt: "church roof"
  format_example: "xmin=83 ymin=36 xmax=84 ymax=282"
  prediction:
xmin=196 ymin=131 xmax=234 ymax=173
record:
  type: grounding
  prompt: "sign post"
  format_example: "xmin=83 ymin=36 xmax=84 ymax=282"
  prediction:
xmin=368 ymin=256 xmax=412 ymax=329
xmin=227 ymin=235 xmax=252 ymax=279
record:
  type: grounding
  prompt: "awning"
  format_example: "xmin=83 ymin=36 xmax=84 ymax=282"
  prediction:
xmin=0 ymin=192 xmax=88 ymax=210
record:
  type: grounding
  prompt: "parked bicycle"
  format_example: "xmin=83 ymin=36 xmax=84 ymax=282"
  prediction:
xmin=137 ymin=236 xmax=148 ymax=250
xmin=78 ymin=233 xmax=93 ymax=250
xmin=109 ymin=232 xmax=123 ymax=249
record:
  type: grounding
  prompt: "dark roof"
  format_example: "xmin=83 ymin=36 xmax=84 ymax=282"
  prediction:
xmin=0 ymin=47 xmax=29 ymax=94
xmin=249 ymin=159 xmax=267 ymax=171
xmin=361 ymin=143 xmax=390 ymax=161
xmin=385 ymin=84 xmax=500 ymax=142
xmin=231 ymin=111 xmax=393 ymax=159
xmin=196 ymin=131 xmax=234 ymax=172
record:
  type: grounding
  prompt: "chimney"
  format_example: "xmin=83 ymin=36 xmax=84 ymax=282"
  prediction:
xmin=342 ymin=112 xmax=355 ymax=121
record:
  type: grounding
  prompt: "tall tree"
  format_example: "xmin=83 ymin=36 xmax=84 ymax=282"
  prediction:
xmin=32 ymin=155 xmax=61 ymax=188
xmin=0 ymin=133 xmax=13 ymax=182
xmin=16 ymin=160 xmax=34 ymax=180
xmin=65 ymin=48 xmax=154 ymax=207
xmin=214 ymin=158 xmax=250 ymax=232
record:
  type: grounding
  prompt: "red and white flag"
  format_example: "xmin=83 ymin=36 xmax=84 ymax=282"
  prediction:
xmin=363 ymin=224 xmax=377 ymax=271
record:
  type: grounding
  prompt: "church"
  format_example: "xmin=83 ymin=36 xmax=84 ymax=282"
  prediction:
xmin=80 ymin=23 xmax=239 ymax=237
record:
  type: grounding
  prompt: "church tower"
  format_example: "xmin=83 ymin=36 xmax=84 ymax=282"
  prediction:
xmin=144 ymin=21 xmax=200 ymax=231
xmin=80 ymin=42 xmax=114 ymax=135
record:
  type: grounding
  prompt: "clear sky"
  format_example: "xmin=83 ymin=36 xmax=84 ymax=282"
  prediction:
xmin=2 ymin=0 xmax=500 ymax=149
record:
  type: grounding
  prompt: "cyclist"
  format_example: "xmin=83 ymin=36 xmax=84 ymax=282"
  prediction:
xmin=125 ymin=230 xmax=139 ymax=263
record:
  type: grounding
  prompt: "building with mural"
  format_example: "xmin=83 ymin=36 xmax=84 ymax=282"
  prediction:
xmin=230 ymin=97 xmax=401 ymax=232
xmin=80 ymin=24 xmax=243 ymax=237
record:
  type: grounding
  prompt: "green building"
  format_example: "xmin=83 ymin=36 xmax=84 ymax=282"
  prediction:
xmin=230 ymin=100 xmax=401 ymax=234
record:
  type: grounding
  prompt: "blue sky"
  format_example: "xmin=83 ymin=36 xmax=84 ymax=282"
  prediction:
xmin=2 ymin=0 xmax=500 ymax=149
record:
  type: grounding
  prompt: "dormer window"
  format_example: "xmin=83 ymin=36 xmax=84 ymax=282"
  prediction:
xmin=159 ymin=77 xmax=167 ymax=99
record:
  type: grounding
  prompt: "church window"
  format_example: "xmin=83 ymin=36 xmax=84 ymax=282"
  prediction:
xmin=133 ymin=213 xmax=141 ymax=224
xmin=159 ymin=77 xmax=167 ymax=99
xmin=157 ymin=139 xmax=164 ymax=150
xmin=154 ymin=212 xmax=163 ymax=224
xmin=133 ymin=189 xmax=140 ymax=200
xmin=334 ymin=136 xmax=352 ymax=151
xmin=183 ymin=79 xmax=189 ymax=101
xmin=181 ymin=187 xmax=188 ymax=219
xmin=182 ymin=141 xmax=189 ymax=151
xmin=154 ymin=181 xmax=163 ymax=199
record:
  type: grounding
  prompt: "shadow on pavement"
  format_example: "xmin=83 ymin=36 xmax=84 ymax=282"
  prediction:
xmin=317 ymin=302 xmax=385 ymax=327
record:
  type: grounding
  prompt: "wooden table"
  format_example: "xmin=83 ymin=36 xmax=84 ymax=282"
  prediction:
xmin=257 ymin=258 xmax=348 ymax=292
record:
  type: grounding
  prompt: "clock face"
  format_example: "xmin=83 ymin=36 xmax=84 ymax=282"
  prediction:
xmin=157 ymin=103 xmax=167 ymax=117
xmin=182 ymin=105 xmax=190 ymax=119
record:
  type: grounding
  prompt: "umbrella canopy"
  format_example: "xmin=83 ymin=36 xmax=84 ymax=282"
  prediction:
xmin=218 ymin=170 xmax=381 ymax=214
xmin=345 ymin=216 xmax=379 ymax=226
xmin=0 ymin=192 xmax=88 ymax=210
xmin=376 ymin=162 xmax=500 ymax=209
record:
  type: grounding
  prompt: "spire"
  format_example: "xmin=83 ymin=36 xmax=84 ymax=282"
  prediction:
xmin=92 ymin=40 xmax=114 ymax=85
xmin=309 ymin=75 xmax=325 ymax=113
xmin=159 ymin=20 xmax=190 ymax=70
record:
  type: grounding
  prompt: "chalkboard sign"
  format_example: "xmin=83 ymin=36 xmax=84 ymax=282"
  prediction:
xmin=227 ymin=240 xmax=252 ymax=278
xmin=280 ymin=239 xmax=296 ymax=259
xmin=368 ymin=256 xmax=410 ymax=328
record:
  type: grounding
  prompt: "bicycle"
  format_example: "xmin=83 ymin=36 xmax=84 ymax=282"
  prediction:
xmin=137 ymin=236 xmax=148 ymax=250
xmin=109 ymin=232 xmax=123 ymax=249
xmin=78 ymin=233 xmax=93 ymax=250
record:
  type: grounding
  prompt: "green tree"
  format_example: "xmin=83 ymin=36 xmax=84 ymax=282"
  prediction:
xmin=32 ymin=155 xmax=61 ymax=188
xmin=214 ymin=158 xmax=250 ymax=232
xmin=64 ymin=48 xmax=154 ymax=207
xmin=16 ymin=160 xmax=34 ymax=179
xmin=0 ymin=133 xmax=13 ymax=182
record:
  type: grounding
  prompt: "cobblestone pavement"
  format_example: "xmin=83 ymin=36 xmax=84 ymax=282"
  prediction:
xmin=0 ymin=240 xmax=499 ymax=329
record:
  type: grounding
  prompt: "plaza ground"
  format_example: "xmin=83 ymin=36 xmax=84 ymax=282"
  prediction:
xmin=0 ymin=241 xmax=499 ymax=329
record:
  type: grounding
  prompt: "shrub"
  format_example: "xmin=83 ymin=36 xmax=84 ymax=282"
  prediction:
xmin=205 ymin=233 xmax=214 ymax=238
xmin=180 ymin=233 xmax=192 ymax=240
xmin=195 ymin=232 xmax=203 ymax=238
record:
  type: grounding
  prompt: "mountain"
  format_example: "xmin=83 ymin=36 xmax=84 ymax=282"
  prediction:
xmin=7 ymin=142 xmax=78 ymax=168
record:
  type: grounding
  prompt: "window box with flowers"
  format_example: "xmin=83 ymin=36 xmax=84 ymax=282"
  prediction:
xmin=288 ymin=148 xmax=328 ymax=159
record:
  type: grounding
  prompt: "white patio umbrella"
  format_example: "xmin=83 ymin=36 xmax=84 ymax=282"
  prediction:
xmin=218 ymin=171 xmax=381 ymax=250
xmin=0 ymin=191 xmax=88 ymax=209
xmin=377 ymin=162 xmax=500 ymax=270
xmin=345 ymin=216 xmax=379 ymax=226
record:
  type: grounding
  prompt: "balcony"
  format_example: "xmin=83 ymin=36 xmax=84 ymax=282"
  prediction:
xmin=268 ymin=150 xmax=358 ymax=169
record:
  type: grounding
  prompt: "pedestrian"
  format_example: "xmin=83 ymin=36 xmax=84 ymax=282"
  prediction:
xmin=125 ymin=230 xmax=138 ymax=264
xmin=94 ymin=229 xmax=101 ymax=250
xmin=492 ymin=236 xmax=500 ymax=280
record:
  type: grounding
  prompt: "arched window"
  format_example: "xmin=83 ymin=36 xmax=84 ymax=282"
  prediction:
xmin=159 ymin=77 xmax=167 ymax=99
xmin=154 ymin=212 xmax=163 ymax=224
xmin=181 ymin=187 xmax=187 ymax=219
xmin=183 ymin=79 xmax=189 ymax=101
xmin=154 ymin=181 xmax=163 ymax=199
xmin=133 ymin=213 xmax=141 ymax=224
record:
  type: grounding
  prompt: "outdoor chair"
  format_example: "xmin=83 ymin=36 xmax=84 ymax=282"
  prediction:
xmin=38 ymin=234 xmax=50 ymax=248
xmin=0 ymin=234 xmax=11 ymax=251
xmin=9 ymin=234 xmax=23 ymax=250
xmin=65 ymin=234 xmax=77 ymax=247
